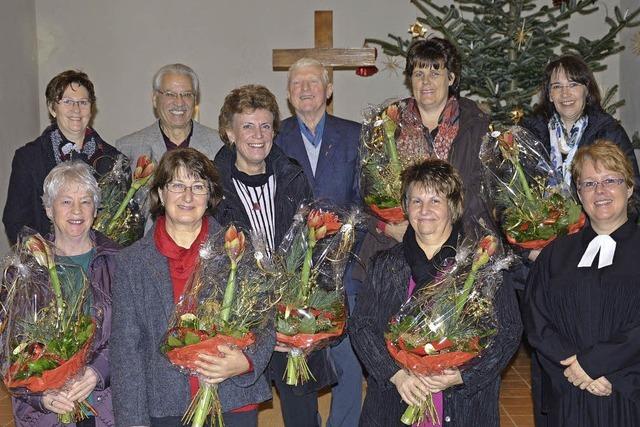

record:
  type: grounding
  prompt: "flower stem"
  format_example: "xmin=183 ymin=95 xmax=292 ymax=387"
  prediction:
xmin=299 ymin=229 xmax=316 ymax=301
xmin=220 ymin=264 xmax=237 ymax=323
xmin=383 ymin=116 xmax=401 ymax=175
xmin=514 ymin=161 xmax=534 ymax=202
xmin=453 ymin=258 xmax=485 ymax=322
xmin=106 ymin=186 xmax=137 ymax=234
xmin=48 ymin=265 xmax=64 ymax=320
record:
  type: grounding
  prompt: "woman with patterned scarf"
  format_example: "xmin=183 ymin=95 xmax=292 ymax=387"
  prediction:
xmin=3 ymin=70 xmax=120 ymax=244
xmin=522 ymin=54 xmax=639 ymax=221
xmin=354 ymin=37 xmax=493 ymax=285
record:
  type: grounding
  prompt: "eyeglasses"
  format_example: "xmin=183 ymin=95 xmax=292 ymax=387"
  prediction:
xmin=549 ymin=82 xmax=583 ymax=92
xmin=58 ymin=98 xmax=91 ymax=109
xmin=577 ymin=178 xmax=625 ymax=192
xmin=165 ymin=182 xmax=209 ymax=195
xmin=156 ymin=90 xmax=196 ymax=102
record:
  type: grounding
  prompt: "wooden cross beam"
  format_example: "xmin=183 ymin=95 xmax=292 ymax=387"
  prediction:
xmin=272 ymin=10 xmax=376 ymax=113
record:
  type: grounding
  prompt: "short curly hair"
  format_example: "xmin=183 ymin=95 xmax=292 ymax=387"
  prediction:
xmin=400 ymin=159 xmax=464 ymax=223
xmin=218 ymin=85 xmax=280 ymax=145
xmin=405 ymin=37 xmax=461 ymax=97
xmin=45 ymin=70 xmax=96 ymax=122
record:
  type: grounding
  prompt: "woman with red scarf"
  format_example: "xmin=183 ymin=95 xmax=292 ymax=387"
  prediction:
xmin=110 ymin=148 xmax=274 ymax=427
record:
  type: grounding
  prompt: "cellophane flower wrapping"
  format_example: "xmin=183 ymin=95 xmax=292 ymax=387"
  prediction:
xmin=479 ymin=126 xmax=585 ymax=250
xmin=160 ymin=225 xmax=277 ymax=427
xmin=385 ymin=228 xmax=515 ymax=425
xmin=360 ymin=98 xmax=431 ymax=224
xmin=0 ymin=229 xmax=102 ymax=423
xmin=93 ymin=154 xmax=154 ymax=247
xmin=271 ymin=203 xmax=361 ymax=385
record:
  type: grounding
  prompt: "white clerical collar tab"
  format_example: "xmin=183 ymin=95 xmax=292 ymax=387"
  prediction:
xmin=578 ymin=234 xmax=616 ymax=269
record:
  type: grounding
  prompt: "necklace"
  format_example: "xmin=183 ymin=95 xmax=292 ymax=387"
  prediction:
xmin=251 ymin=186 xmax=266 ymax=211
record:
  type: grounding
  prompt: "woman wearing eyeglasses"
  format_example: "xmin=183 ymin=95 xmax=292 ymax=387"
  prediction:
xmin=3 ymin=70 xmax=120 ymax=244
xmin=110 ymin=147 xmax=275 ymax=426
xmin=522 ymin=55 xmax=639 ymax=212
xmin=524 ymin=140 xmax=640 ymax=426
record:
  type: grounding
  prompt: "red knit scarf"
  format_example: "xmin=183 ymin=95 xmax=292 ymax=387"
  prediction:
xmin=154 ymin=216 xmax=208 ymax=397
xmin=154 ymin=216 xmax=209 ymax=304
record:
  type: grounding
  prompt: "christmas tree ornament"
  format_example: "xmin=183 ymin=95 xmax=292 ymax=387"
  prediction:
xmin=355 ymin=66 xmax=379 ymax=77
xmin=381 ymin=55 xmax=403 ymax=77
xmin=408 ymin=21 xmax=427 ymax=39
xmin=510 ymin=107 xmax=525 ymax=125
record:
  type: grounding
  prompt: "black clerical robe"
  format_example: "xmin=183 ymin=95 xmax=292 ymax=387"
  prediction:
xmin=524 ymin=220 xmax=640 ymax=426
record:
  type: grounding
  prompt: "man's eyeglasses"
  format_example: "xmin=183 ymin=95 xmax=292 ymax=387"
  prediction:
xmin=577 ymin=178 xmax=625 ymax=192
xmin=157 ymin=90 xmax=196 ymax=102
xmin=58 ymin=98 xmax=91 ymax=109
xmin=165 ymin=182 xmax=209 ymax=195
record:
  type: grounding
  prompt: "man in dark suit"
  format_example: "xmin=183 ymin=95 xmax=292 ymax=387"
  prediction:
xmin=275 ymin=58 xmax=363 ymax=427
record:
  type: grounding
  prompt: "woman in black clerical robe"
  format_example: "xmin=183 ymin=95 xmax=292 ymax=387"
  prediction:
xmin=524 ymin=139 xmax=640 ymax=426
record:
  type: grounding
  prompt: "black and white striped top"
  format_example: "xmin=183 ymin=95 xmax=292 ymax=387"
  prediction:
xmin=231 ymin=168 xmax=277 ymax=252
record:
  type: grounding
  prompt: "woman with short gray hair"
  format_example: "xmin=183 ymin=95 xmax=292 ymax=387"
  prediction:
xmin=11 ymin=161 xmax=119 ymax=427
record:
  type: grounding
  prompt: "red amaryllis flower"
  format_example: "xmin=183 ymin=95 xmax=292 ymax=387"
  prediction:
xmin=307 ymin=210 xmax=341 ymax=240
xmin=224 ymin=225 xmax=246 ymax=264
xmin=132 ymin=155 xmax=155 ymax=189
xmin=385 ymin=104 xmax=400 ymax=123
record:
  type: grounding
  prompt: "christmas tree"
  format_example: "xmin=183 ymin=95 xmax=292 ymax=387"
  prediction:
xmin=366 ymin=0 xmax=640 ymax=126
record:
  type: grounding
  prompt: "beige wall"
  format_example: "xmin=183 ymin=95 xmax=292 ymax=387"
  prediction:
xmin=0 ymin=0 xmax=39 ymax=253
xmin=34 ymin=0 xmax=417 ymax=143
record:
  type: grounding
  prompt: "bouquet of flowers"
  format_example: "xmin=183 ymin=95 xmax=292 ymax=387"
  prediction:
xmin=93 ymin=154 xmax=155 ymax=246
xmin=271 ymin=204 xmax=359 ymax=385
xmin=385 ymin=232 xmax=514 ymax=425
xmin=160 ymin=225 xmax=276 ymax=427
xmin=0 ymin=230 xmax=101 ymax=423
xmin=479 ymin=126 xmax=585 ymax=250
xmin=360 ymin=98 xmax=430 ymax=223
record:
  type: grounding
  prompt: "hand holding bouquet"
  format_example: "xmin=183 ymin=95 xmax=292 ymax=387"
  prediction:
xmin=272 ymin=204 xmax=360 ymax=385
xmin=480 ymin=126 xmax=584 ymax=250
xmin=360 ymin=99 xmax=429 ymax=223
xmin=0 ymin=230 xmax=100 ymax=423
xmin=161 ymin=225 xmax=276 ymax=427
xmin=386 ymin=232 xmax=513 ymax=425
xmin=93 ymin=154 xmax=155 ymax=246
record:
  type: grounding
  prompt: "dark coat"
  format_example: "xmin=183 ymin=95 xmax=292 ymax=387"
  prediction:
xmin=12 ymin=230 xmax=119 ymax=427
xmin=3 ymin=126 xmax=121 ymax=244
xmin=275 ymin=114 xmax=361 ymax=208
xmin=522 ymin=107 xmax=640 ymax=213
xmin=213 ymin=144 xmax=339 ymax=395
xmin=109 ymin=217 xmax=275 ymax=426
xmin=349 ymin=243 xmax=522 ymax=427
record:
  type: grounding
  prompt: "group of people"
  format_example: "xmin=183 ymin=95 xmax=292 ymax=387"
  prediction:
xmin=3 ymin=35 xmax=640 ymax=427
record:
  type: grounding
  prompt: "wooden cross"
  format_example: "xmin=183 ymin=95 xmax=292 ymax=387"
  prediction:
xmin=272 ymin=10 xmax=376 ymax=113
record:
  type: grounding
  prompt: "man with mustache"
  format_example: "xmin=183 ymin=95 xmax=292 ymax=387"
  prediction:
xmin=116 ymin=63 xmax=222 ymax=164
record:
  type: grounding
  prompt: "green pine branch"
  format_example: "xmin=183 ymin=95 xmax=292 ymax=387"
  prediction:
xmin=367 ymin=0 xmax=640 ymax=126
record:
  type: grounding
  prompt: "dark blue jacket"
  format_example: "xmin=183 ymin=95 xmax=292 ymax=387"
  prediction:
xmin=275 ymin=114 xmax=361 ymax=208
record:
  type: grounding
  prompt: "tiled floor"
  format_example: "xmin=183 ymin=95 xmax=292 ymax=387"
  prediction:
xmin=0 ymin=347 xmax=534 ymax=426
